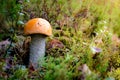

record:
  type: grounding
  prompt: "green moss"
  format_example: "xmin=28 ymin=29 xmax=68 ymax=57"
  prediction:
xmin=1 ymin=0 xmax=120 ymax=79
xmin=110 ymin=52 xmax=120 ymax=68
xmin=108 ymin=68 xmax=120 ymax=80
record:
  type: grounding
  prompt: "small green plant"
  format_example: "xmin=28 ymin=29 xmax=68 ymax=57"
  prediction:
xmin=8 ymin=66 xmax=28 ymax=80
xmin=0 ymin=0 xmax=24 ymax=30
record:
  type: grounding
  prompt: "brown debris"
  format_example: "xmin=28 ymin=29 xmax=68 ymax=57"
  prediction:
xmin=112 ymin=34 xmax=120 ymax=47
xmin=46 ymin=39 xmax=64 ymax=50
xmin=77 ymin=64 xmax=91 ymax=80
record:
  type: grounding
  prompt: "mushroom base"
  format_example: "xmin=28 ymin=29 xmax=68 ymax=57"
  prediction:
xmin=29 ymin=34 xmax=46 ymax=69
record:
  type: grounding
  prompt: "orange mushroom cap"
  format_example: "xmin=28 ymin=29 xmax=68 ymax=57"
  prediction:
xmin=24 ymin=18 xmax=52 ymax=36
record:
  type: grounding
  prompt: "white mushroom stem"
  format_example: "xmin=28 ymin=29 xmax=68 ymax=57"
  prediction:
xmin=29 ymin=34 xmax=46 ymax=69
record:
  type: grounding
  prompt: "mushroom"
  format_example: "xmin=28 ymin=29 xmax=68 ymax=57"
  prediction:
xmin=24 ymin=18 xmax=52 ymax=69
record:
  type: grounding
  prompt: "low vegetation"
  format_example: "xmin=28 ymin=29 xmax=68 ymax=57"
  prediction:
xmin=0 ymin=0 xmax=120 ymax=80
